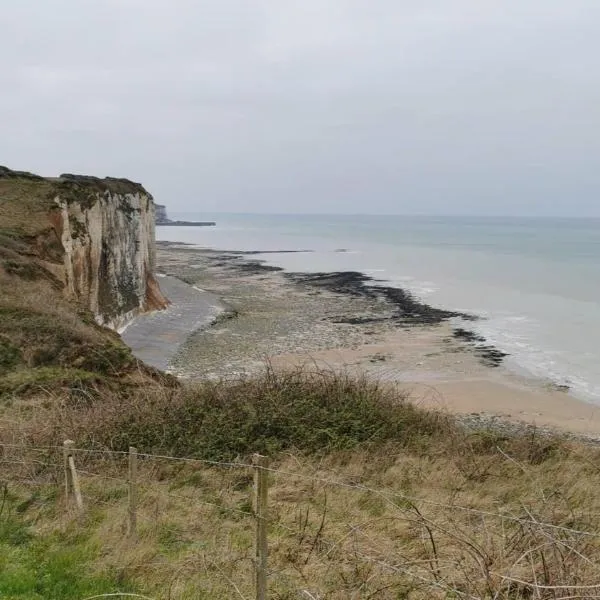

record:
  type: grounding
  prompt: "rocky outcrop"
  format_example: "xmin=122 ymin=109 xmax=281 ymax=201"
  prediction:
xmin=155 ymin=204 xmax=169 ymax=224
xmin=154 ymin=203 xmax=216 ymax=227
xmin=0 ymin=167 xmax=169 ymax=330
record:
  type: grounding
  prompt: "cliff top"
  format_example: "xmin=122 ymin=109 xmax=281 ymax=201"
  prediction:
xmin=56 ymin=173 xmax=149 ymax=196
xmin=0 ymin=165 xmax=169 ymax=399
xmin=0 ymin=165 xmax=148 ymax=194
xmin=0 ymin=165 xmax=151 ymax=236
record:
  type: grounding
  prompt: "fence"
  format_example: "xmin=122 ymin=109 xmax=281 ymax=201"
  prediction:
xmin=2 ymin=441 xmax=600 ymax=599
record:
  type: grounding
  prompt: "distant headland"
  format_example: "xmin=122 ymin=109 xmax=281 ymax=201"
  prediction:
xmin=156 ymin=204 xmax=216 ymax=227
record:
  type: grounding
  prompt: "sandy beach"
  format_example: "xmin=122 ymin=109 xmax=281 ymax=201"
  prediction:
xmin=130 ymin=241 xmax=600 ymax=439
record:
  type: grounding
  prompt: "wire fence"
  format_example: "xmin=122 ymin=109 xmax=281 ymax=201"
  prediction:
xmin=1 ymin=441 xmax=600 ymax=600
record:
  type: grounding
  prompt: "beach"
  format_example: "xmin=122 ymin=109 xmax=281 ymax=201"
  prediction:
xmin=122 ymin=240 xmax=600 ymax=440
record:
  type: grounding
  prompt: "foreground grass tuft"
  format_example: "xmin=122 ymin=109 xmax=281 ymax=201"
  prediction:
xmin=0 ymin=489 xmax=135 ymax=600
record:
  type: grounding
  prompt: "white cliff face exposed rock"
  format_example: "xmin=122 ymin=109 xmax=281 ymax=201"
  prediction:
xmin=55 ymin=193 xmax=164 ymax=329
xmin=0 ymin=168 xmax=168 ymax=330
xmin=51 ymin=175 xmax=169 ymax=330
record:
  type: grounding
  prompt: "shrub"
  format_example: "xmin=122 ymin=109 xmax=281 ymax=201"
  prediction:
xmin=45 ymin=367 xmax=451 ymax=460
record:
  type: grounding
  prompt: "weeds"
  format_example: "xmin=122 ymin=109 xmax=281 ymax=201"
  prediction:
xmin=19 ymin=366 xmax=449 ymax=460
xmin=2 ymin=438 xmax=600 ymax=599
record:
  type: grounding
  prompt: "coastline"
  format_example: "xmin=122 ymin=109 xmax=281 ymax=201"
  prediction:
xmin=137 ymin=241 xmax=600 ymax=439
xmin=120 ymin=274 xmax=224 ymax=371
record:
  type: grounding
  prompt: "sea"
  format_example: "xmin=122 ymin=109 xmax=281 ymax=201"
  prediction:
xmin=157 ymin=214 xmax=600 ymax=404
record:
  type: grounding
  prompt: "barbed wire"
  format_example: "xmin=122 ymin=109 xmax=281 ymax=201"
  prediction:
xmin=1 ymin=442 xmax=599 ymax=539
xmin=0 ymin=458 xmax=63 ymax=468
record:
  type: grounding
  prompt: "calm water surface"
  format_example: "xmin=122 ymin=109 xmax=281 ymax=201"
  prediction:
xmin=158 ymin=214 xmax=600 ymax=403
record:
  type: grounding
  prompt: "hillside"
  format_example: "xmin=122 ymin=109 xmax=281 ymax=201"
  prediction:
xmin=1 ymin=168 xmax=600 ymax=599
xmin=0 ymin=167 xmax=171 ymax=398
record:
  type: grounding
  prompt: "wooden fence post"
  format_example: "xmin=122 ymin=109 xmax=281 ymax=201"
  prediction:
xmin=253 ymin=453 xmax=269 ymax=600
xmin=63 ymin=440 xmax=84 ymax=512
xmin=69 ymin=456 xmax=84 ymax=512
xmin=63 ymin=440 xmax=74 ymax=507
xmin=128 ymin=446 xmax=138 ymax=539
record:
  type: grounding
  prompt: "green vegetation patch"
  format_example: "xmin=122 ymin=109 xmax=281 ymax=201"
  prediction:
xmin=0 ymin=228 xmax=25 ymax=243
xmin=0 ymin=306 xmax=134 ymax=375
xmin=1 ymin=259 xmax=53 ymax=282
xmin=67 ymin=214 xmax=87 ymax=239
xmin=0 ymin=179 xmax=57 ymax=237
xmin=80 ymin=368 xmax=449 ymax=459
xmin=0 ymin=337 xmax=22 ymax=374
xmin=0 ymin=367 xmax=103 ymax=397
xmin=0 ymin=489 xmax=136 ymax=599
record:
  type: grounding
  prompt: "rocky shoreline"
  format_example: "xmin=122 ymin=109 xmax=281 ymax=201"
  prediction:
xmin=200 ymin=247 xmax=510 ymax=365
xmin=153 ymin=243 xmax=510 ymax=376
xmin=117 ymin=242 xmax=600 ymax=444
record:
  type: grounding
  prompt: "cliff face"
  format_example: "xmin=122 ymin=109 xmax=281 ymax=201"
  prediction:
xmin=0 ymin=168 xmax=169 ymax=330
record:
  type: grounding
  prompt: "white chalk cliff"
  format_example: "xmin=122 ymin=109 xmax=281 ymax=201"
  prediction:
xmin=0 ymin=168 xmax=169 ymax=330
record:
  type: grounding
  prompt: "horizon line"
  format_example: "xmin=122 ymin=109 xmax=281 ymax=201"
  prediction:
xmin=164 ymin=211 xmax=600 ymax=220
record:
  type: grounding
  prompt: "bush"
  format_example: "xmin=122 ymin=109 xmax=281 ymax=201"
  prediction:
xmin=0 ymin=367 xmax=103 ymax=398
xmin=47 ymin=367 xmax=451 ymax=460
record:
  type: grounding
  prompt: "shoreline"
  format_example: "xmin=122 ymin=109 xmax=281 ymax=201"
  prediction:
xmin=138 ymin=241 xmax=600 ymax=439
xmin=120 ymin=274 xmax=224 ymax=371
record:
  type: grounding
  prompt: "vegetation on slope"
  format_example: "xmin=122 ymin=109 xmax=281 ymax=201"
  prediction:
xmin=2 ymin=169 xmax=600 ymax=598
xmin=0 ymin=266 xmax=166 ymax=399
xmin=1 ymin=371 xmax=599 ymax=599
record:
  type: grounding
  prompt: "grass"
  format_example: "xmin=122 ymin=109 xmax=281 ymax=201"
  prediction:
xmin=17 ymin=367 xmax=448 ymax=459
xmin=2 ymin=421 xmax=600 ymax=599
xmin=3 ymin=366 xmax=598 ymax=598
xmin=0 ymin=367 xmax=105 ymax=397
xmin=0 ymin=486 xmax=137 ymax=599
xmin=3 ymin=169 xmax=600 ymax=597
xmin=0 ymin=179 xmax=57 ymax=236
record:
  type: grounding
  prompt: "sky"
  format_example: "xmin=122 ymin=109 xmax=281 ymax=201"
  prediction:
xmin=1 ymin=1 xmax=599 ymax=216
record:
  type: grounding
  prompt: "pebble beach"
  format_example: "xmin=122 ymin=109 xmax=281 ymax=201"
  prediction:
xmin=124 ymin=241 xmax=600 ymax=441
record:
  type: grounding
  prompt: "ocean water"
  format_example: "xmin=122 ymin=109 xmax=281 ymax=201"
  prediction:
xmin=157 ymin=214 xmax=600 ymax=403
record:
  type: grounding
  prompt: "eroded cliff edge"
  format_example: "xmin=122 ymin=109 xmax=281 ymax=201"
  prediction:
xmin=0 ymin=166 xmax=169 ymax=329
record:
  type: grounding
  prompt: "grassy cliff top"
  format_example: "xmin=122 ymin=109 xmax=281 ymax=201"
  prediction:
xmin=0 ymin=166 xmax=165 ymax=399
xmin=0 ymin=166 xmax=150 ymax=237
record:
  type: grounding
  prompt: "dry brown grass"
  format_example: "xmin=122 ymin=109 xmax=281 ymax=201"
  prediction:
xmin=0 ymin=178 xmax=56 ymax=236
xmin=3 ymin=434 xmax=600 ymax=600
xmin=2 ymin=371 xmax=600 ymax=599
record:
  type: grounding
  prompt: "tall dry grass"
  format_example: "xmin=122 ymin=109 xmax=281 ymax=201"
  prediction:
xmin=2 ymin=369 xmax=600 ymax=598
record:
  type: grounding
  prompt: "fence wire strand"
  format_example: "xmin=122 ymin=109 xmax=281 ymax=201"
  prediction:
xmin=2 ymin=442 xmax=600 ymax=540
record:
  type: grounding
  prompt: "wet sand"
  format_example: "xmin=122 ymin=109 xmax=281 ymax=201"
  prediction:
xmin=269 ymin=332 xmax=600 ymax=438
xmin=121 ymin=274 xmax=223 ymax=371
xmin=130 ymin=242 xmax=600 ymax=439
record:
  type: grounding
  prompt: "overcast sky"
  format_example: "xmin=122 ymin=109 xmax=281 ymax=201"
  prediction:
xmin=2 ymin=1 xmax=599 ymax=216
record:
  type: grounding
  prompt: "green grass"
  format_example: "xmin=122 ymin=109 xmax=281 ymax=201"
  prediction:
xmin=0 ymin=543 xmax=125 ymax=600
xmin=0 ymin=179 xmax=56 ymax=236
xmin=0 ymin=337 xmax=22 ymax=374
xmin=0 ymin=367 xmax=103 ymax=397
xmin=1 ymin=259 xmax=56 ymax=282
xmin=0 ymin=300 xmax=136 ymax=396
xmin=0 ymin=491 xmax=136 ymax=600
